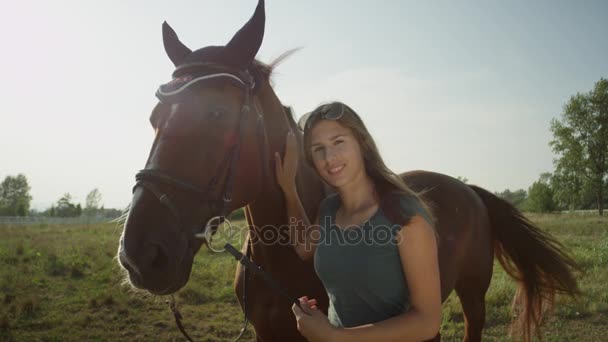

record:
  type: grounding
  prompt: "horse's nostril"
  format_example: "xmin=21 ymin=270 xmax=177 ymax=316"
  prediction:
xmin=142 ymin=243 xmax=169 ymax=270
xmin=118 ymin=251 xmax=144 ymax=286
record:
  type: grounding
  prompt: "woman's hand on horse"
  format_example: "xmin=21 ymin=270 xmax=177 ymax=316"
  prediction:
xmin=274 ymin=130 xmax=298 ymax=194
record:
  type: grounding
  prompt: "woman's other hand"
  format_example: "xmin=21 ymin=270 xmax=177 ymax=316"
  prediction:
xmin=292 ymin=296 xmax=336 ymax=342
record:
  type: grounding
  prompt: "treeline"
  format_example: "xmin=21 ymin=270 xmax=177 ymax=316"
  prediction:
xmin=31 ymin=192 xmax=123 ymax=219
xmin=492 ymin=173 xmax=607 ymax=213
xmin=0 ymin=175 xmax=121 ymax=218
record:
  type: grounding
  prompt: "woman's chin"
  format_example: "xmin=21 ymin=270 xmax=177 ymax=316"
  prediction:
xmin=325 ymin=174 xmax=349 ymax=188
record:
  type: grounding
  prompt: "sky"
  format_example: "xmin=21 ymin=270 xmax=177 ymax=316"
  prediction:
xmin=1 ymin=0 xmax=606 ymax=211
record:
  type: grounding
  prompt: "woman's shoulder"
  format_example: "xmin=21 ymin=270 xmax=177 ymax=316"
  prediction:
xmin=384 ymin=190 xmax=417 ymax=206
xmin=383 ymin=190 xmax=434 ymax=226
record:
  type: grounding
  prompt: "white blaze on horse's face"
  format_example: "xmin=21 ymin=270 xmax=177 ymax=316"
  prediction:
xmin=309 ymin=120 xmax=366 ymax=188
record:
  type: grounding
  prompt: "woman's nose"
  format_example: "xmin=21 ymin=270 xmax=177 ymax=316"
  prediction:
xmin=325 ymin=147 xmax=339 ymax=162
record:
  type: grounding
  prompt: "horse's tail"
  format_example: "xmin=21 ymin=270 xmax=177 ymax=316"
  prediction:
xmin=469 ymin=185 xmax=580 ymax=341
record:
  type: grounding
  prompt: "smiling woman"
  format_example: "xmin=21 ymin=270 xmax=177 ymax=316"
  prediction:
xmin=277 ymin=102 xmax=442 ymax=341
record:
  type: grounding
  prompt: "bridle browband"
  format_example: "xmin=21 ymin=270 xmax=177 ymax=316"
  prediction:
xmin=132 ymin=63 xmax=269 ymax=342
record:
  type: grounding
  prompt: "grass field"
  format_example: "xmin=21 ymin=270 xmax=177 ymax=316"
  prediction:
xmin=0 ymin=213 xmax=606 ymax=341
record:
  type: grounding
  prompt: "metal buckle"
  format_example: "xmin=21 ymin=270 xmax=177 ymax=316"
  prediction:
xmin=197 ymin=216 xmax=235 ymax=253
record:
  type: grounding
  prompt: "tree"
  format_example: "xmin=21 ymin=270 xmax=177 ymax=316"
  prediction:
xmin=525 ymin=173 xmax=556 ymax=213
xmin=496 ymin=189 xmax=527 ymax=209
xmin=0 ymin=174 xmax=33 ymax=216
xmin=84 ymin=188 xmax=103 ymax=216
xmin=551 ymin=167 xmax=585 ymax=211
xmin=54 ymin=193 xmax=81 ymax=217
xmin=550 ymin=78 xmax=608 ymax=215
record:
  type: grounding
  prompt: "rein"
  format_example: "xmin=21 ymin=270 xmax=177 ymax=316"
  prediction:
xmin=167 ymin=241 xmax=304 ymax=342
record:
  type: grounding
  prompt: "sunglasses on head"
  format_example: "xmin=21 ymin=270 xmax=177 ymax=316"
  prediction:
xmin=298 ymin=102 xmax=347 ymax=131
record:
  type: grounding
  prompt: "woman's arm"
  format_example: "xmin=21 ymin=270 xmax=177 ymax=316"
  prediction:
xmin=331 ymin=214 xmax=442 ymax=342
xmin=283 ymin=189 xmax=320 ymax=260
xmin=275 ymin=131 xmax=320 ymax=260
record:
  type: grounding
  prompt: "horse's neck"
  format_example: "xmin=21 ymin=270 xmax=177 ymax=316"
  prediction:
xmin=246 ymin=81 xmax=326 ymax=263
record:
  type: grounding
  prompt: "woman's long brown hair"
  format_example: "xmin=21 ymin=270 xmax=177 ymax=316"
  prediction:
xmin=302 ymin=102 xmax=435 ymax=227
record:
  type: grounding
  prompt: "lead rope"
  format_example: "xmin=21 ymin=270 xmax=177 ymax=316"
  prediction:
xmin=167 ymin=295 xmax=194 ymax=342
xmin=231 ymin=241 xmax=250 ymax=341
xmin=168 ymin=242 xmax=251 ymax=342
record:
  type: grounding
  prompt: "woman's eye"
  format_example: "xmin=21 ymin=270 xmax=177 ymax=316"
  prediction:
xmin=334 ymin=139 xmax=344 ymax=145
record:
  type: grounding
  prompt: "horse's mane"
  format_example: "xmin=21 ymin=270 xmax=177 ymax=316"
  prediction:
xmin=251 ymin=48 xmax=301 ymax=132
xmin=251 ymin=48 xmax=299 ymax=82
xmin=281 ymin=105 xmax=300 ymax=133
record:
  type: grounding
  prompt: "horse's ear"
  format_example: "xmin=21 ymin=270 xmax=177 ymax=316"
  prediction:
xmin=224 ymin=0 xmax=265 ymax=67
xmin=162 ymin=21 xmax=192 ymax=66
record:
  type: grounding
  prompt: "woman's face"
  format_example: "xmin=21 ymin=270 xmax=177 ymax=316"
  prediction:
xmin=309 ymin=119 xmax=366 ymax=188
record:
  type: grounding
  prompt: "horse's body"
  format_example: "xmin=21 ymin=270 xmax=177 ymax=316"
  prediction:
xmin=118 ymin=1 xmax=579 ymax=341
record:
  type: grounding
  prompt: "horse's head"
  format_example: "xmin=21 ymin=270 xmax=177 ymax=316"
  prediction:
xmin=118 ymin=0 xmax=271 ymax=295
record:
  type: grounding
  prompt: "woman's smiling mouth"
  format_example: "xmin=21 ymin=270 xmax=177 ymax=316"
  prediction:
xmin=328 ymin=164 xmax=345 ymax=175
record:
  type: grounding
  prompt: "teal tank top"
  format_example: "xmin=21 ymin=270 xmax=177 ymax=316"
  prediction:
xmin=313 ymin=192 xmax=433 ymax=328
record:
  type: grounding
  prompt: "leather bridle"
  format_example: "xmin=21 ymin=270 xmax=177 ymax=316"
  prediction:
xmin=132 ymin=63 xmax=269 ymax=341
xmin=133 ymin=63 xmax=268 ymax=244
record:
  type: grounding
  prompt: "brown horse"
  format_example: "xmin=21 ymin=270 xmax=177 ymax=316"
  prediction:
xmin=117 ymin=1 xmax=579 ymax=341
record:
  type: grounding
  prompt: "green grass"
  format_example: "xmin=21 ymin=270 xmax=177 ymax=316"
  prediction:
xmin=0 ymin=213 xmax=606 ymax=341
xmin=440 ymin=213 xmax=608 ymax=341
